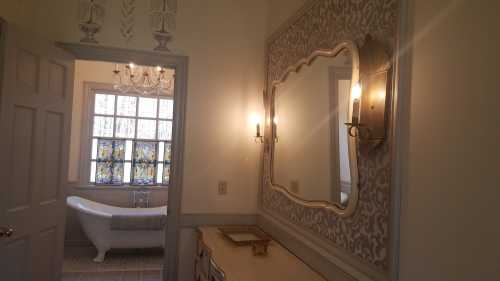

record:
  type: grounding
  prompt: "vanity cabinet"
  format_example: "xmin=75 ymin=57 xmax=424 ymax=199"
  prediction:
xmin=195 ymin=226 xmax=326 ymax=281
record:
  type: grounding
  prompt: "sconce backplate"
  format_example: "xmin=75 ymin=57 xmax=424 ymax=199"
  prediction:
xmin=359 ymin=35 xmax=392 ymax=142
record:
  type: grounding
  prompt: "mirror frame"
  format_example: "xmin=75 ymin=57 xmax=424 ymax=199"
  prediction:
xmin=269 ymin=40 xmax=360 ymax=217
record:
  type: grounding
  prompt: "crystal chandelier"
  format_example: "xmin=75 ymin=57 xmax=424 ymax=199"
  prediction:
xmin=113 ymin=63 xmax=174 ymax=96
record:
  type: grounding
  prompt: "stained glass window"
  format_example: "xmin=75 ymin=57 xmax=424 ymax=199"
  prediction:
xmin=132 ymin=141 xmax=157 ymax=185
xmin=89 ymin=89 xmax=174 ymax=186
xmin=163 ymin=142 xmax=172 ymax=185
xmin=95 ymin=139 xmax=125 ymax=185
xmin=163 ymin=164 xmax=170 ymax=185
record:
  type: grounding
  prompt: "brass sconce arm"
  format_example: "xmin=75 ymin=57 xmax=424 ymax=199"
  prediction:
xmin=344 ymin=122 xmax=372 ymax=139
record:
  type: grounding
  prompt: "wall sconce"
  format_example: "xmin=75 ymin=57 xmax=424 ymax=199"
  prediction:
xmin=345 ymin=35 xmax=391 ymax=142
xmin=250 ymin=114 xmax=264 ymax=143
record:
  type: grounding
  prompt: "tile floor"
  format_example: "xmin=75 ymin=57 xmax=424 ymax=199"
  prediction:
xmin=62 ymin=246 xmax=164 ymax=281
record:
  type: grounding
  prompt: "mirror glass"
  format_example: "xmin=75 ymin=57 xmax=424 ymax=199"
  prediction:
xmin=272 ymin=49 xmax=357 ymax=207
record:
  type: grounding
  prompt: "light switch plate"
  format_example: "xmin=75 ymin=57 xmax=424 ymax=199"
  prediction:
xmin=218 ymin=181 xmax=228 ymax=195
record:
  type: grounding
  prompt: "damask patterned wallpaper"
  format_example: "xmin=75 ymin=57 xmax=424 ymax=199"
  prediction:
xmin=262 ymin=0 xmax=397 ymax=272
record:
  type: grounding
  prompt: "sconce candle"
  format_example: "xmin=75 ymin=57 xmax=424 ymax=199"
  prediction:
xmin=351 ymin=83 xmax=362 ymax=124
xmin=250 ymin=114 xmax=263 ymax=143
xmin=352 ymin=99 xmax=360 ymax=124
xmin=345 ymin=83 xmax=363 ymax=138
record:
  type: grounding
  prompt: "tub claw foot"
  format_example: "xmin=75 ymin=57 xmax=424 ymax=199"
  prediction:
xmin=93 ymin=250 xmax=107 ymax=263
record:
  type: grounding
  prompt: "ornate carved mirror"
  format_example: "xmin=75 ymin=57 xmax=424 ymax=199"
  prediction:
xmin=270 ymin=41 xmax=360 ymax=216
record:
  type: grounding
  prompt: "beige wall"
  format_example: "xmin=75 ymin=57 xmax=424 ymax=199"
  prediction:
xmin=400 ymin=0 xmax=500 ymax=280
xmin=24 ymin=0 xmax=268 ymax=214
xmin=267 ymin=0 xmax=308 ymax=36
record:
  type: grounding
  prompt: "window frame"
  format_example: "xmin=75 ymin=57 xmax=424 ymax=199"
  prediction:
xmin=79 ymin=82 xmax=173 ymax=188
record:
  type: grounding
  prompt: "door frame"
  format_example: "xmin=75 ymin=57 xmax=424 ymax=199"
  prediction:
xmin=389 ymin=0 xmax=413 ymax=280
xmin=328 ymin=66 xmax=352 ymax=204
xmin=57 ymin=42 xmax=188 ymax=281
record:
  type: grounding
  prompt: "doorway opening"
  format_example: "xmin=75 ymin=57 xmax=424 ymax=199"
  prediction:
xmin=63 ymin=60 xmax=174 ymax=280
xmin=59 ymin=45 xmax=188 ymax=281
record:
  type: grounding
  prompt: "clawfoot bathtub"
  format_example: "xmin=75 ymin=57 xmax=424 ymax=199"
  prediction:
xmin=67 ymin=196 xmax=167 ymax=262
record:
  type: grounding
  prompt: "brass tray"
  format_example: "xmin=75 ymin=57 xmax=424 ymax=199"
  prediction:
xmin=218 ymin=226 xmax=271 ymax=246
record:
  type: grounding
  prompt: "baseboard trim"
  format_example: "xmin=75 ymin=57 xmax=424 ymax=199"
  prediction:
xmin=258 ymin=211 xmax=388 ymax=281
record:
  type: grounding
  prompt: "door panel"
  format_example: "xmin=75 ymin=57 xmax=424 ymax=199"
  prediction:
xmin=41 ymin=111 xmax=64 ymax=203
xmin=8 ymin=105 xmax=36 ymax=211
xmin=16 ymin=48 xmax=40 ymax=93
xmin=4 ymin=236 xmax=30 ymax=281
xmin=48 ymin=61 xmax=66 ymax=98
xmin=0 ymin=20 xmax=75 ymax=281
xmin=34 ymin=227 xmax=57 ymax=281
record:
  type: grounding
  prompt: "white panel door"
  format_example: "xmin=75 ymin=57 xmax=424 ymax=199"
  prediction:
xmin=0 ymin=20 xmax=75 ymax=281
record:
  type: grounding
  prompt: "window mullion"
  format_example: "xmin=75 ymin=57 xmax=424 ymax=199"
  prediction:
xmin=112 ymin=94 xmax=118 ymax=138
xmin=134 ymin=97 xmax=139 ymax=139
xmin=155 ymin=97 xmax=162 ymax=185
xmin=156 ymin=96 xmax=160 ymax=140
